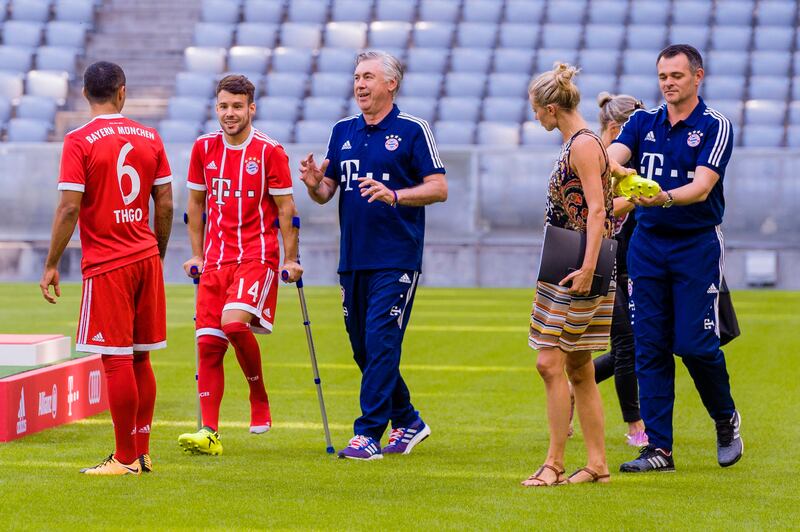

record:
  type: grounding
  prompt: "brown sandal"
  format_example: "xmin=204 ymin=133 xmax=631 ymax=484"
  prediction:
xmin=559 ymin=467 xmax=610 ymax=485
xmin=521 ymin=464 xmax=565 ymax=487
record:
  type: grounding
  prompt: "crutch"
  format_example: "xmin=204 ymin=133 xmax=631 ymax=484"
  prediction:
xmin=184 ymin=212 xmax=204 ymax=430
xmin=280 ymin=216 xmax=335 ymax=454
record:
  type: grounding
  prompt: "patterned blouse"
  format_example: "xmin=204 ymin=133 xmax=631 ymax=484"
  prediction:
xmin=544 ymin=129 xmax=614 ymax=238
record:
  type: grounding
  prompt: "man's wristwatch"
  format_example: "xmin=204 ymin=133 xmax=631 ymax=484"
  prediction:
xmin=662 ymin=190 xmax=674 ymax=208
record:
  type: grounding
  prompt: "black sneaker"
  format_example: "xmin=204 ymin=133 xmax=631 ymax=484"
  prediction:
xmin=620 ymin=445 xmax=675 ymax=473
xmin=716 ymin=410 xmax=743 ymax=467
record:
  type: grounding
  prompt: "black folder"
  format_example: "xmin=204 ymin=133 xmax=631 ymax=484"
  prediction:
xmin=537 ymin=225 xmax=618 ymax=297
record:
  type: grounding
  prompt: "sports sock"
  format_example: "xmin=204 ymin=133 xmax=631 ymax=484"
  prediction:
xmin=132 ymin=351 xmax=156 ymax=455
xmin=221 ymin=321 xmax=271 ymax=426
xmin=101 ymin=355 xmax=138 ymax=464
xmin=197 ymin=335 xmax=228 ymax=432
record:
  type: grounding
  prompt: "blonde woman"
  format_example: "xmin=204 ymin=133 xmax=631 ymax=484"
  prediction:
xmin=523 ymin=63 xmax=614 ymax=486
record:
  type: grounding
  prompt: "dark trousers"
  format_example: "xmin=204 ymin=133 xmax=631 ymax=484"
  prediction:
xmin=628 ymin=227 xmax=736 ymax=450
xmin=340 ymin=269 xmax=420 ymax=441
xmin=594 ymin=273 xmax=641 ymax=423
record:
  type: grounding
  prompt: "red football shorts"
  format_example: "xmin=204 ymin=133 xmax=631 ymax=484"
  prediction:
xmin=77 ymin=254 xmax=167 ymax=355
xmin=196 ymin=261 xmax=278 ymax=339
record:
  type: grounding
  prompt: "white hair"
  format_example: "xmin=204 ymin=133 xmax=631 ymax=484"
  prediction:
xmin=355 ymin=50 xmax=404 ymax=98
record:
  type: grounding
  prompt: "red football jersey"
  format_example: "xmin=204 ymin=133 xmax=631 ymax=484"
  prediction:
xmin=186 ymin=128 xmax=293 ymax=271
xmin=58 ymin=114 xmax=172 ymax=278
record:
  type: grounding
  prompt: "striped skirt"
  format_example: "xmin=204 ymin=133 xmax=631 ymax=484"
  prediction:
xmin=529 ymin=280 xmax=615 ymax=353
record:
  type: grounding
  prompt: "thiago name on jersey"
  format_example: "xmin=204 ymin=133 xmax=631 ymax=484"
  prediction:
xmin=84 ymin=125 xmax=155 ymax=144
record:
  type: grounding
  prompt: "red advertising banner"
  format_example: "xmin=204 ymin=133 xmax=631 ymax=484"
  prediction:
xmin=0 ymin=355 xmax=108 ymax=442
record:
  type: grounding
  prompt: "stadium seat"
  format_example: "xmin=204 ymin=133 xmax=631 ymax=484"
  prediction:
xmin=375 ymin=0 xmax=416 ymax=22
xmin=185 ymin=47 xmax=227 ymax=74
xmin=325 ymin=22 xmax=367 ymax=49
xmin=756 ymin=1 xmax=796 ymax=27
xmin=714 ymin=0 xmax=754 ymax=25
xmin=404 ymin=51 xmax=446 ymax=78
xmin=576 ymin=74 xmax=616 ymax=101
xmin=744 ymin=99 xmax=786 ymax=126
xmin=787 ymin=125 xmax=800 ymax=147
xmin=503 ymin=0 xmax=544 ymax=23
xmin=707 ymin=51 xmax=748 ymax=76
xmin=35 ymin=46 xmax=77 ymax=77
xmin=477 ymin=121 xmax=520 ymax=146
xmin=748 ymin=76 xmax=790 ymax=100
xmin=419 ymin=0 xmax=461 ymax=23
xmin=754 ymin=27 xmax=793 ymax=51
xmin=0 ymin=46 xmax=33 ymax=73
xmin=26 ymin=70 xmax=68 ymax=103
xmin=400 ymin=73 xmax=442 ymax=97
xmin=271 ymin=47 xmax=314 ymax=73
xmin=547 ymin=0 xmax=588 ymax=24
xmin=625 ymin=24 xmax=668 ymax=51
xmin=194 ymin=22 xmax=235 ymax=48
xmin=45 ymin=21 xmax=86 ymax=48
xmin=463 ymin=0 xmax=503 ymax=23
xmin=295 ymin=120 xmax=335 ymax=144
xmin=618 ymin=75 xmax=659 ymax=102
xmin=584 ymin=24 xmax=625 ymax=51
xmin=0 ymin=71 xmax=23 ymax=100
xmin=265 ymin=72 xmax=309 ymax=97
xmin=522 ymin=121 xmax=562 ymax=146
xmin=750 ymin=51 xmax=791 ymax=76
xmin=7 ymin=117 xmax=50 ymax=141
xmin=711 ymin=26 xmax=752 ymax=51
xmin=497 ymin=23 xmax=540 ymax=50
xmin=413 ymin=22 xmax=455 ymax=48
xmin=482 ymin=97 xmax=526 ymax=122
xmin=445 ymin=72 xmax=486 ymax=97
xmin=703 ymin=75 xmax=746 ymax=100
xmin=706 ymin=99 xmax=743 ymax=125
xmin=228 ymin=46 xmax=270 ymax=74
xmin=158 ymin=120 xmax=202 ymax=143
xmin=623 ymin=50 xmax=656 ymax=75
xmin=3 ymin=21 xmax=43 ymax=47
xmin=578 ymin=50 xmax=619 ymax=75
xmin=395 ymin=96 xmax=437 ymax=122
xmin=317 ymin=48 xmax=356 ymax=72
xmin=451 ymin=48 xmax=491 ymax=73
xmin=256 ymin=96 xmax=301 ymax=121
xmin=331 ymin=0 xmax=373 ymax=22
xmin=487 ymin=72 xmax=529 ymax=98
xmin=203 ymin=119 xmax=221 ymax=133
xmin=311 ymin=72 xmax=352 ymax=98
xmin=588 ymin=0 xmax=627 ymax=24
xmin=630 ymin=1 xmax=669 ymax=24
xmin=346 ymin=98 xmax=361 ymax=116
xmin=541 ymin=24 xmax=581 ymax=50
xmin=493 ymin=48 xmax=534 ymax=73
xmin=303 ymin=96 xmax=346 ymax=121
xmin=16 ymin=94 xmax=57 ymax=122
xmin=0 ymin=96 xmax=10 ymax=124
xmin=10 ymin=0 xmax=50 ymax=22
xmin=54 ymin=0 xmax=95 ymax=24
xmin=175 ymin=71 xmax=217 ymax=98
xmin=789 ymin=101 xmax=800 ymax=124
xmin=438 ymin=96 xmax=481 ymax=122
xmin=236 ymin=23 xmax=279 ymax=47
xmin=253 ymin=119 xmax=294 ymax=142
xmin=201 ymin=0 xmax=241 ymax=24
xmin=456 ymin=22 xmax=497 ymax=49
xmin=434 ymin=120 xmax=476 ymax=144
xmin=536 ymin=49 xmax=578 ymax=73
xmin=242 ymin=0 xmax=283 ymax=23
xmin=369 ymin=21 xmax=412 ymax=48
xmin=280 ymin=23 xmax=323 ymax=49
xmin=671 ymin=1 xmax=713 ymax=25
xmin=668 ymin=25 xmax=708 ymax=51
xmin=287 ymin=0 xmax=329 ymax=24
xmin=742 ymin=124 xmax=784 ymax=147
xmin=167 ymin=96 xmax=209 ymax=122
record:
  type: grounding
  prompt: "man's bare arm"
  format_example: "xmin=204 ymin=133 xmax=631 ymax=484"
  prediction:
xmin=151 ymin=183 xmax=173 ymax=259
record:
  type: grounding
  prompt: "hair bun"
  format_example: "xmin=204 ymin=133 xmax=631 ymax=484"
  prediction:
xmin=597 ymin=91 xmax=614 ymax=108
xmin=553 ymin=62 xmax=579 ymax=86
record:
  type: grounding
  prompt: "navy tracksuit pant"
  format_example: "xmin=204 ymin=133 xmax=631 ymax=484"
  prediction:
xmin=340 ymin=269 xmax=420 ymax=441
xmin=628 ymin=226 xmax=736 ymax=451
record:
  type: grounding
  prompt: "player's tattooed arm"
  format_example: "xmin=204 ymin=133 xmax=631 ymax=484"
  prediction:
xmin=40 ymin=190 xmax=82 ymax=303
xmin=152 ymin=183 xmax=173 ymax=259
xmin=274 ymin=194 xmax=303 ymax=282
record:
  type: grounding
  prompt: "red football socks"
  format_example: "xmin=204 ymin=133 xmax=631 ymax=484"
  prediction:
xmin=101 ymin=355 xmax=138 ymax=464
xmin=197 ymin=335 xmax=228 ymax=432
xmin=132 ymin=351 xmax=156 ymax=455
xmin=221 ymin=321 xmax=272 ymax=427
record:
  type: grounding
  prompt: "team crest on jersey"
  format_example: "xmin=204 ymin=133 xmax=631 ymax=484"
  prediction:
xmin=245 ymin=156 xmax=260 ymax=175
xmin=687 ymin=130 xmax=703 ymax=147
xmin=385 ymin=134 xmax=401 ymax=151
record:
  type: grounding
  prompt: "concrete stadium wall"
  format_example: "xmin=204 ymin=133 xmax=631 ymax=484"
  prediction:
xmin=1 ymin=143 xmax=798 ymax=288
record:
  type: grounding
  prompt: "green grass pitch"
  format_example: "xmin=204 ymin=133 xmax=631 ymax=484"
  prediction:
xmin=0 ymin=283 xmax=798 ymax=529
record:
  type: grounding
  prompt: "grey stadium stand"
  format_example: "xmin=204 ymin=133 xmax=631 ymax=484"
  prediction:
xmin=522 ymin=121 xmax=562 ymax=146
xmin=744 ymin=99 xmax=786 ymax=126
xmin=626 ymin=24 xmax=669 ymax=51
xmin=253 ymin=120 xmax=294 ymax=142
xmin=7 ymin=117 xmax=50 ymax=141
xmin=756 ymin=1 xmax=797 ymax=27
xmin=325 ymin=22 xmax=367 ymax=49
xmin=236 ymin=23 xmax=279 ymax=47
xmin=788 ymin=126 xmax=800 ymax=147
xmin=704 ymin=75 xmax=746 ymax=100
xmin=456 ymin=22 xmax=497 ymax=49
xmin=707 ymin=100 xmax=744 ymax=126
xmin=167 ymin=97 xmax=209 ymax=122
xmin=536 ymin=49 xmax=578 ymax=73
xmin=742 ymin=125 xmax=784 ymax=147
xmin=504 ymin=0 xmax=545 ymax=23
xmin=405 ymin=48 xmax=449 ymax=74
xmin=271 ymin=47 xmax=314 ymax=73
xmin=317 ymin=48 xmax=356 ymax=72
xmin=419 ymin=0 xmax=461 ymax=23
xmin=295 ymin=120 xmax=335 ymax=143
xmin=16 ymin=94 xmax=57 ymax=122
xmin=280 ymin=23 xmax=323 ymax=48
xmin=287 ymin=0 xmax=329 ymax=24
xmin=588 ymin=0 xmax=627 ymax=24
xmin=630 ymin=1 xmax=669 ymax=25
xmin=483 ymin=97 xmax=526 ymax=123
xmin=185 ymin=47 xmax=227 ymax=74
xmin=435 ymin=120 xmax=476 ymax=145
xmin=578 ymin=49 xmax=619 ymax=75
xmin=0 ymin=71 xmax=24 ymax=101
xmin=10 ymin=0 xmax=50 ymax=22
xmin=265 ymin=72 xmax=309 ymax=97
xmin=444 ymin=72 xmax=486 ymax=98
xmin=493 ymin=48 xmax=535 ymax=74
xmin=576 ymin=74 xmax=616 ymax=101
xmin=0 ymin=96 xmax=11 ymax=125
xmin=498 ymin=23 xmax=539 ymax=50
xmin=711 ymin=26 xmax=752 ymax=51
xmin=243 ymin=0 xmax=284 ymax=23
xmin=672 ymin=1 xmax=713 ymax=26
xmin=583 ymin=24 xmax=625 ymax=51
xmin=158 ymin=120 xmax=202 ymax=143
xmin=311 ymin=72 xmax=352 ymax=98
xmin=541 ymin=24 xmax=582 ymax=50
xmin=35 ymin=46 xmax=77 ymax=78
xmin=395 ymin=96 xmax=437 ymax=123
xmin=753 ymin=27 xmax=793 ymax=51
xmin=413 ymin=22 xmax=455 ymax=48
xmin=714 ymin=1 xmax=754 ymax=26
xmin=375 ymin=0 xmax=417 ymax=22
xmin=53 ymin=0 xmax=95 ymax=25
xmin=175 ymin=72 xmax=217 ymax=98
xmin=451 ymin=47 xmax=492 ymax=73
xmin=201 ymin=0 xmax=241 ymax=25
xmin=369 ymin=21 xmax=412 ymax=48
xmin=331 ymin=0 xmax=373 ymax=23
xmin=257 ymin=96 xmax=301 ymax=122
xmin=303 ymin=96 xmax=346 ymax=121
xmin=463 ymin=0 xmax=504 ymax=24
xmin=547 ymin=1 xmax=588 ymax=25
xmin=194 ymin=22 xmax=235 ymax=48
xmin=708 ymin=51 xmax=748 ymax=76
xmin=789 ymin=101 xmax=800 ymax=124
xmin=402 ymin=73 xmax=443 ymax=97
xmin=748 ymin=76 xmax=790 ymax=100
xmin=438 ymin=96 xmax=481 ymax=122
xmin=749 ymin=51 xmax=791 ymax=77
xmin=477 ymin=121 xmax=521 ymax=146
xmin=45 ymin=21 xmax=86 ymax=48
xmin=669 ymin=25 xmax=708 ymax=52
xmin=228 ymin=46 xmax=271 ymax=74
xmin=623 ymin=50 xmax=658 ymax=76
xmin=0 ymin=46 xmax=34 ymax=73
xmin=26 ymin=70 xmax=68 ymax=104
xmin=3 ymin=21 xmax=44 ymax=47
xmin=487 ymin=73 xmax=529 ymax=98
